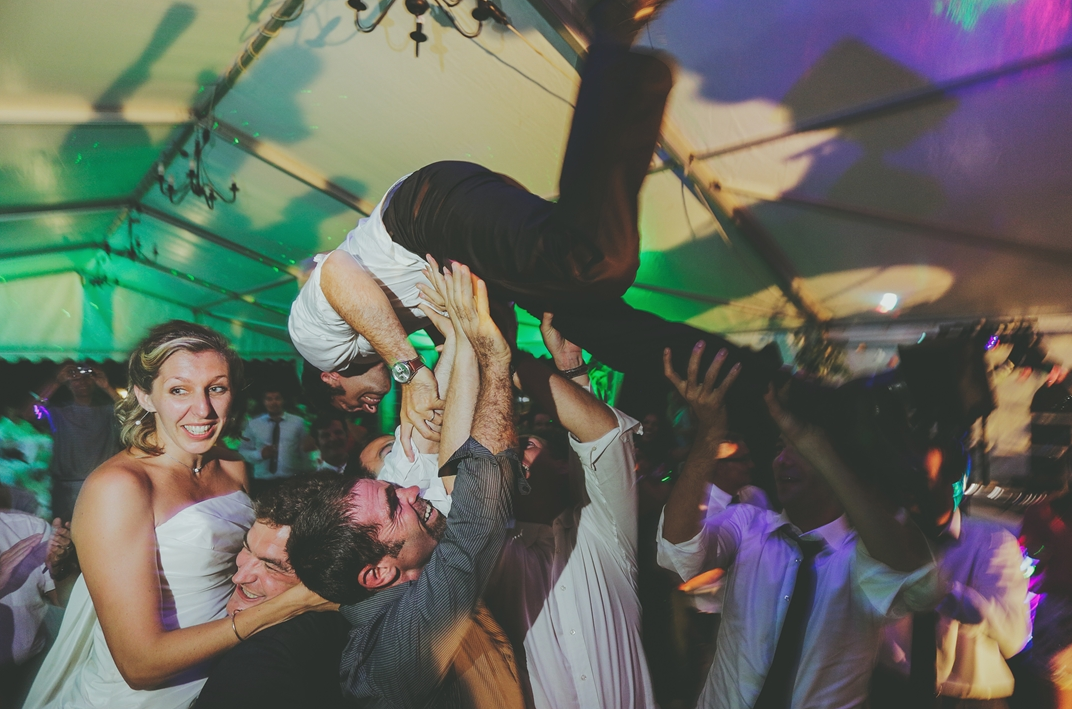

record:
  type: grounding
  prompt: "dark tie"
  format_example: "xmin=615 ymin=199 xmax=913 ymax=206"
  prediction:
xmin=753 ymin=536 xmax=825 ymax=709
xmin=268 ymin=418 xmax=281 ymax=474
xmin=910 ymin=610 xmax=939 ymax=708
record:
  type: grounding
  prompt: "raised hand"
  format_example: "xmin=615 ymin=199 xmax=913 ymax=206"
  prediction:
xmin=399 ymin=367 xmax=444 ymax=461
xmin=663 ymin=342 xmax=740 ymax=434
xmin=540 ymin=313 xmax=584 ymax=371
xmin=46 ymin=518 xmax=78 ymax=581
xmin=441 ymin=263 xmax=511 ymax=367
xmin=0 ymin=533 xmax=47 ymax=598
xmin=416 ymin=255 xmax=449 ymax=314
xmin=762 ymin=383 xmax=836 ymax=466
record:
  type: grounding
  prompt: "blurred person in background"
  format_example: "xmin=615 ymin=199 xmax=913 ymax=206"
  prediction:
xmin=873 ymin=454 xmax=1029 ymax=709
xmin=1022 ymin=490 xmax=1072 ymax=709
xmin=239 ymin=388 xmax=312 ymax=495
xmin=22 ymin=363 xmax=120 ymax=521
xmin=310 ymin=414 xmax=350 ymax=474
xmin=0 ymin=492 xmax=77 ymax=707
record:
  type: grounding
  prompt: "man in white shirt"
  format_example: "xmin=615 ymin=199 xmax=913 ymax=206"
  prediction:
xmin=657 ymin=343 xmax=943 ymax=709
xmin=478 ymin=314 xmax=654 ymax=709
xmin=872 ymin=478 xmax=1029 ymax=708
xmin=239 ymin=389 xmax=312 ymax=487
xmin=0 ymin=510 xmax=60 ymax=700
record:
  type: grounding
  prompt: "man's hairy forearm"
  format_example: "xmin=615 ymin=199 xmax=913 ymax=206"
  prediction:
xmin=471 ymin=363 xmax=515 ymax=455
xmin=662 ymin=426 xmax=722 ymax=545
xmin=320 ymin=250 xmax=417 ymax=364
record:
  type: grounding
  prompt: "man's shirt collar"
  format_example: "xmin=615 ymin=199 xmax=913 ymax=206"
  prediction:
xmin=768 ymin=513 xmax=852 ymax=551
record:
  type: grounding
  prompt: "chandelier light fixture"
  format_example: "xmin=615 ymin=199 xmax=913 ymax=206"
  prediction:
xmin=346 ymin=0 xmax=509 ymax=57
xmin=156 ymin=126 xmax=239 ymax=210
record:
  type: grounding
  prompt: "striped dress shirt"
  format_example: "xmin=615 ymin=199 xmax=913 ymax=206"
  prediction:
xmin=338 ymin=438 xmax=524 ymax=709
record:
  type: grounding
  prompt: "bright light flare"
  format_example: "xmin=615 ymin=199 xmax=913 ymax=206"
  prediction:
xmin=876 ymin=293 xmax=899 ymax=313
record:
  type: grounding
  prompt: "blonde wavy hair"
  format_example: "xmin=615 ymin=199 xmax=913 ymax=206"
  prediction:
xmin=116 ymin=320 xmax=245 ymax=455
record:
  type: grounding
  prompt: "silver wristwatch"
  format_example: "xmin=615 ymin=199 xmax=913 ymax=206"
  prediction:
xmin=390 ymin=357 xmax=426 ymax=384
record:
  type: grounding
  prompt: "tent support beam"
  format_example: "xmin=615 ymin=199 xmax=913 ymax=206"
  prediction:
xmin=199 ymin=275 xmax=295 ymax=310
xmin=719 ymin=184 xmax=1072 ymax=268
xmin=0 ymin=242 xmax=102 ymax=260
xmin=685 ymin=42 xmax=1072 ymax=164
xmin=0 ymin=198 xmax=127 ymax=221
xmin=0 ymin=106 xmax=189 ymax=126
xmin=109 ymin=0 xmax=308 ymax=237
xmin=213 ymin=121 xmax=374 ymax=216
xmin=0 ymin=268 xmax=83 ymax=285
xmin=136 ymin=204 xmax=301 ymax=277
xmin=114 ymin=281 xmax=293 ymax=344
xmin=123 ymin=255 xmax=290 ymax=318
xmin=518 ymin=0 xmax=827 ymax=325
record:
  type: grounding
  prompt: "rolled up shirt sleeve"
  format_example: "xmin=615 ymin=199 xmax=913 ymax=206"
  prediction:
xmin=656 ymin=504 xmax=746 ymax=584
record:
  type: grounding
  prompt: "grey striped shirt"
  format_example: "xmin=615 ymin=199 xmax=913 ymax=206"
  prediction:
xmin=338 ymin=438 xmax=523 ymax=708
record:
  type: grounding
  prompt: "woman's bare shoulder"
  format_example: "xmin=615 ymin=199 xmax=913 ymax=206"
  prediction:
xmin=83 ymin=450 xmax=153 ymax=497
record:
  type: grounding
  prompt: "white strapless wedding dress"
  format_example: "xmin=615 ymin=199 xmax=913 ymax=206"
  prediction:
xmin=24 ymin=490 xmax=254 ymax=709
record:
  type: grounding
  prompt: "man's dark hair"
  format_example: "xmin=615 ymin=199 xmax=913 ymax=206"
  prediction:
xmin=310 ymin=411 xmax=347 ymax=439
xmin=287 ymin=477 xmax=403 ymax=605
xmin=300 ymin=358 xmax=379 ymax=414
xmin=300 ymin=358 xmax=344 ymax=414
xmin=253 ymin=473 xmax=339 ymax=528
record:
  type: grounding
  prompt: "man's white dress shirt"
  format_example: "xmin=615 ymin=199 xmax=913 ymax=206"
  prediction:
xmin=657 ymin=504 xmax=942 ymax=709
xmin=485 ymin=408 xmax=655 ymax=709
xmin=374 ymin=426 xmax=452 ymax=516
xmin=288 ymin=175 xmax=430 ymax=373
xmin=238 ymin=412 xmax=312 ymax=480
xmin=877 ymin=508 xmax=1029 ymax=699
xmin=0 ymin=511 xmax=55 ymax=664
xmin=691 ymin=483 xmax=770 ymax=614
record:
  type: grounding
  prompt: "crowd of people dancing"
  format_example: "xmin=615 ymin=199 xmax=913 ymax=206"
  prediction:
xmin=0 ymin=1 xmax=1068 ymax=707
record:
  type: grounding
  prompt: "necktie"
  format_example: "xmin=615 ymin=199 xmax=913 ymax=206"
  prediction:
xmin=753 ymin=536 xmax=825 ymax=709
xmin=910 ymin=610 xmax=939 ymax=708
xmin=268 ymin=418 xmax=281 ymax=474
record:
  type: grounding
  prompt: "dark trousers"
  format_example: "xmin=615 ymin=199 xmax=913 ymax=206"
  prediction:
xmin=384 ymin=42 xmax=670 ymax=306
xmin=383 ymin=41 xmax=781 ymax=457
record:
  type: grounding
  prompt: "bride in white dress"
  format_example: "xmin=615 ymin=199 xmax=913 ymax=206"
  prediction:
xmin=25 ymin=322 xmax=333 ymax=709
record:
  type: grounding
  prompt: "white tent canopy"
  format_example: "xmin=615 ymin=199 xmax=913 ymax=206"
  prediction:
xmin=2 ymin=0 xmax=1070 ymax=361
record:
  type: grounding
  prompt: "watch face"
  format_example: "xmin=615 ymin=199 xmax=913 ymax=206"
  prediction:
xmin=391 ymin=361 xmax=413 ymax=383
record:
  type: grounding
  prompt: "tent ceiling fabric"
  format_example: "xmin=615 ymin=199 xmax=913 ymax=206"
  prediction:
xmin=1 ymin=0 xmax=1070 ymax=361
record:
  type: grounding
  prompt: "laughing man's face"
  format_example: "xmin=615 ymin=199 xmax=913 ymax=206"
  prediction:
xmin=226 ymin=521 xmax=299 ymax=614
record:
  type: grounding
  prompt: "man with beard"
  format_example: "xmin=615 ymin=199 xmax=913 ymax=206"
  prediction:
xmin=287 ymin=264 xmax=524 ymax=709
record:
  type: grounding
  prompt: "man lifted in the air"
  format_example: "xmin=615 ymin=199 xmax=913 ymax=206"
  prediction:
xmin=289 ymin=0 xmax=780 ymax=459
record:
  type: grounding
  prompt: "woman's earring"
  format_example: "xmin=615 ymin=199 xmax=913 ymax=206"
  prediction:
xmin=136 ymin=414 xmax=146 ymax=426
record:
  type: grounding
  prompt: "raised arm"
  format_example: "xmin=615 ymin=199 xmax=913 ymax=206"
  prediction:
xmin=765 ymin=386 xmax=931 ymax=573
xmin=512 ymin=314 xmax=617 ymax=444
xmin=72 ymin=465 xmax=333 ymax=689
xmin=378 ymin=264 xmax=518 ymax=706
xmin=418 ymin=259 xmax=480 ymax=481
xmin=444 ymin=263 xmax=514 ymax=454
xmin=660 ymin=343 xmax=740 ymax=545
xmin=319 ymin=250 xmax=443 ymax=459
